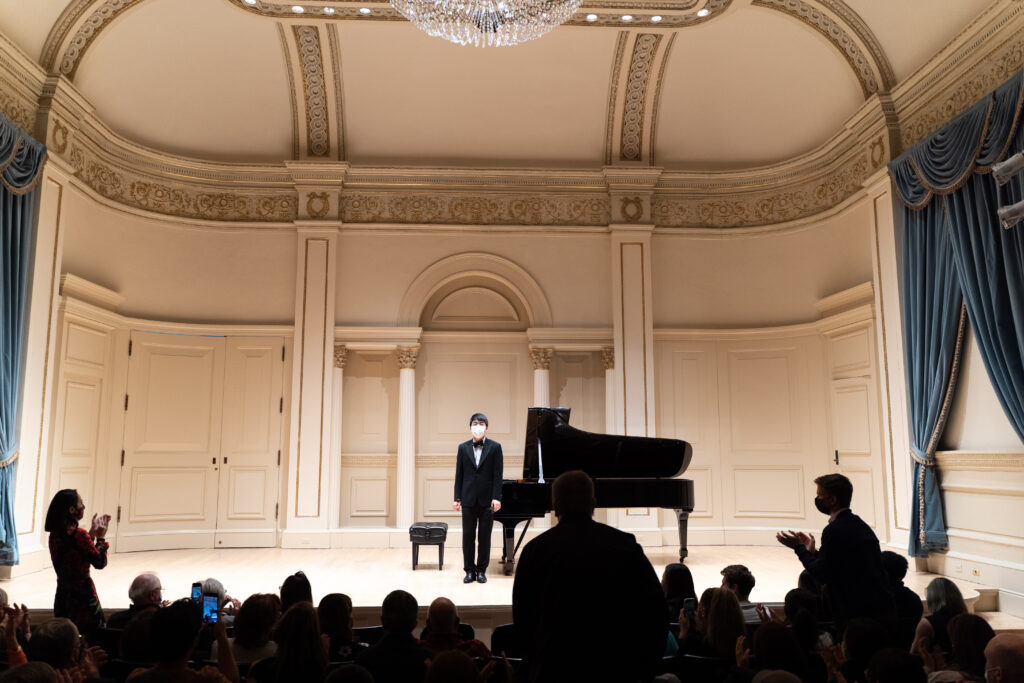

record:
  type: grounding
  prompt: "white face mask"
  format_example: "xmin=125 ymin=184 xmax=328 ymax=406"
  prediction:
xmin=471 ymin=425 xmax=486 ymax=439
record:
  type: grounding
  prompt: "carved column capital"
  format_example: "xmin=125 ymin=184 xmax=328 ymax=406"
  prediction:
xmin=601 ymin=347 xmax=615 ymax=370
xmin=530 ymin=347 xmax=554 ymax=371
xmin=396 ymin=346 xmax=420 ymax=369
xmin=333 ymin=345 xmax=348 ymax=369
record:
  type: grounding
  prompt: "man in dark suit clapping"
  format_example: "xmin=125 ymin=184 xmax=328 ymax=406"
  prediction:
xmin=453 ymin=413 xmax=503 ymax=584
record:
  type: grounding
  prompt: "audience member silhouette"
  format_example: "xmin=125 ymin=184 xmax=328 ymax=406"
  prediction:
xmin=512 ymin=470 xmax=667 ymax=682
xmin=921 ymin=613 xmax=994 ymax=682
xmin=984 ymin=633 xmax=1024 ymax=682
xmin=839 ymin=618 xmax=887 ymax=683
xmin=865 ymin=648 xmax=927 ymax=683
xmin=422 ymin=597 xmax=490 ymax=659
xmin=662 ymin=563 xmax=697 ymax=624
xmin=248 ymin=601 xmax=325 ymax=683
xmin=129 ymin=599 xmax=237 ymax=683
xmin=879 ymin=551 xmax=923 ymax=650
xmin=279 ymin=572 xmax=313 ymax=613
xmin=423 ymin=650 xmax=482 ymax=683
xmin=211 ymin=593 xmax=280 ymax=665
xmin=318 ymin=593 xmax=367 ymax=662
xmin=355 ymin=590 xmax=435 ymax=683
xmin=677 ymin=587 xmax=745 ymax=660
xmin=107 ymin=574 xmax=162 ymax=630
xmin=776 ymin=474 xmax=892 ymax=627
xmin=721 ymin=565 xmax=758 ymax=623
xmin=912 ymin=577 xmax=967 ymax=658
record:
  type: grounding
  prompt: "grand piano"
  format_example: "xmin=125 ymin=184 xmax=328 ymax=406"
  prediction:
xmin=494 ymin=407 xmax=695 ymax=575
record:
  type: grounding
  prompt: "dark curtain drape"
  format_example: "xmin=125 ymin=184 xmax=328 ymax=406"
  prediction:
xmin=0 ymin=115 xmax=47 ymax=566
xmin=890 ymin=69 xmax=1024 ymax=557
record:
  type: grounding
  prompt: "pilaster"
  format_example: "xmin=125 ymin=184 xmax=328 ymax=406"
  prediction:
xmin=396 ymin=346 xmax=419 ymax=530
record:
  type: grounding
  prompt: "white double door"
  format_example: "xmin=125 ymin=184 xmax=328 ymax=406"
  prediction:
xmin=116 ymin=332 xmax=285 ymax=551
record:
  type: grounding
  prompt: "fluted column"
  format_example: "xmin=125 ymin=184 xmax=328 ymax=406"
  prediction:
xmin=602 ymin=347 xmax=617 ymax=435
xmin=328 ymin=346 xmax=348 ymax=529
xmin=396 ymin=346 xmax=419 ymax=529
xmin=530 ymin=347 xmax=553 ymax=407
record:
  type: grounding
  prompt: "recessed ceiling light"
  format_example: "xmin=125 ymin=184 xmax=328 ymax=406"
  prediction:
xmin=696 ymin=8 xmax=710 ymax=16
xmin=621 ymin=14 xmax=632 ymax=21
xmin=650 ymin=14 xmax=662 ymax=22
xmin=585 ymin=13 xmax=597 ymax=21
xmin=291 ymin=5 xmax=304 ymax=12
xmin=359 ymin=6 xmax=371 ymax=13
xmin=323 ymin=6 xmax=335 ymax=13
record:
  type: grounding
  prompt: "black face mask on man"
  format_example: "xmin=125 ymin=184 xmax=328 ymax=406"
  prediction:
xmin=814 ymin=497 xmax=831 ymax=515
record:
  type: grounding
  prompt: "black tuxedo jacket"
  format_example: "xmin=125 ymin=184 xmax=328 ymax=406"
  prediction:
xmin=454 ymin=438 xmax=503 ymax=507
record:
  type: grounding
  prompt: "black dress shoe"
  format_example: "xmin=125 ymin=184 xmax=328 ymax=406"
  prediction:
xmin=464 ymin=571 xmax=475 ymax=583
xmin=476 ymin=571 xmax=487 ymax=583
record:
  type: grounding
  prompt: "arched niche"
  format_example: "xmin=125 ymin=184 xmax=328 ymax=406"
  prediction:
xmin=399 ymin=252 xmax=553 ymax=329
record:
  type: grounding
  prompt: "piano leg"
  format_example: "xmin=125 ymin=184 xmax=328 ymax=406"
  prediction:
xmin=675 ymin=509 xmax=690 ymax=563
xmin=500 ymin=521 xmax=518 ymax=576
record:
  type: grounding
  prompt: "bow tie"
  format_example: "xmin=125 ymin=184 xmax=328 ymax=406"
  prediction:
xmin=473 ymin=440 xmax=484 ymax=449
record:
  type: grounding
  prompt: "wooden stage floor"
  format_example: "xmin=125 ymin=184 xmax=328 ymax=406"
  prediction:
xmin=1 ymin=544 xmax=981 ymax=616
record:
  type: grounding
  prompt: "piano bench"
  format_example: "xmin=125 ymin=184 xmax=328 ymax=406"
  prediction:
xmin=409 ymin=522 xmax=448 ymax=570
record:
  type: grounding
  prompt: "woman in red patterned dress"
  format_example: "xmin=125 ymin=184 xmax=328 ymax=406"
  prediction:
xmin=45 ymin=489 xmax=111 ymax=636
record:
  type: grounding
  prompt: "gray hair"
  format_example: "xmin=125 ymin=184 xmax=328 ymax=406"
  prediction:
xmin=925 ymin=577 xmax=967 ymax=615
xmin=0 ymin=586 xmax=7 ymax=608
xmin=26 ymin=618 xmax=79 ymax=669
xmin=202 ymin=577 xmax=227 ymax=605
xmin=128 ymin=573 xmax=161 ymax=604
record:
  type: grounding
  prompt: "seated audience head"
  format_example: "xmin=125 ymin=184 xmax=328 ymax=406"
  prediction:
xmin=946 ymin=613 xmax=995 ymax=677
xmin=26 ymin=618 xmax=79 ymax=669
xmin=865 ymin=648 xmax=927 ymax=683
xmin=752 ymin=622 xmax=808 ymax=679
xmin=984 ymin=633 xmax=1024 ymax=682
xmin=43 ymin=489 xmax=80 ymax=533
xmin=119 ymin=605 xmax=159 ymax=662
xmin=272 ymin=602 xmax=328 ymax=680
xmin=201 ymin=577 xmax=228 ymax=608
xmin=325 ymin=664 xmax=375 ymax=683
xmin=380 ymin=589 xmax=418 ymax=635
xmin=797 ymin=570 xmax=820 ymax=595
xmin=695 ymin=586 xmax=716 ymax=631
xmin=0 ymin=662 xmax=59 ymax=683
xmin=880 ymin=551 xmax=909 ymax=586
xmin=427 ymin=597 xmax=459 ymax=636
xmin=842 ymin=618 xmax=887 ymax=668
xmin=235 ymin=593 xmax=282 ymax=650
xmin=662 ymin=563 xmax=696 ymax=603
xmin=813 ymin=473 xmax=853 ymax=512
xmin=280 ymin=570 xmax=314 ymax=612
xmin=783 ymin=588 xmax=820 ymax=649
xmin=150 ymin=599 xmax=203 ymax=664
xmin=925 ymin=577 xmax=967 ymax=616
xmin=128 ymin=572 xmax=163 ymax=607
xmin=318 ymin=592 xmax=355 ymax=641
xmin=751 ymin=670 xmax=802 ymax=683
xmin=424 ymin=650 xmax=481 ymax=683
xmin=721 ymin=564 xmax=756 ymax=601
xmin=552 ymin=470 xmax=595 ymax=522
xmin=705 ymin=587 xmax=746 ymax=659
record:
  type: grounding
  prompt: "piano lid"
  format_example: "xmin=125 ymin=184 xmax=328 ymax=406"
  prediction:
xmin=522 ymin=406 xmax=692 ymax=481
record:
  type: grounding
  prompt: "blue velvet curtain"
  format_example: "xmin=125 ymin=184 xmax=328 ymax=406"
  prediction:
xmin=0 ymin=115 xmax=47 ymax=566
xmin=890 ymin=69 xmax=1024 ymax=557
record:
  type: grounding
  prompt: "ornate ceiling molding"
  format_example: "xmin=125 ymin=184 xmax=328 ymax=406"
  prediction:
xmin=41 ymin=0 xmax=148 ymax=80
xmin=281 ymin=23 xmax=345 ymax=161
xmin=341 ymin=193 xmax=611 ymax=226
xmin=751 ymin=0 xmax=892 ymax=97
xmin=227 ymin=0 xmax=733 ymax=27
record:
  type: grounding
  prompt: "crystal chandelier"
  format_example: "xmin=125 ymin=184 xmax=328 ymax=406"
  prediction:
xmin=390 ymin=0 xmax=583 ymax=47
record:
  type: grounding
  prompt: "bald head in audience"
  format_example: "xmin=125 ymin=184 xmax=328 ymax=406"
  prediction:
xmin=427 ymin=597 xmax=459 ymax=635
xmin=985 ymin=633 xmax=1024 ymax=682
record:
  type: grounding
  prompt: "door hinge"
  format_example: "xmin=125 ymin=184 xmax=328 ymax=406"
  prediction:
xmin=282 ymin=346 xmax=285 ymax=362
xmin=277 ymin=449 xmax=281 ymax=467
xmin=275 ymin=503 xmax=279 ymax=520
xmin=120 ymin=449 xmax=125 ymax=467
xmin=279 ymin=397 xmax=283 ymax=413
xmin=128 ymin=339 xmax=133 ymax=356
xmin=116 ymin=506 xmax=122 ymax=523
xmin=834 ymin=449 xmax=840 ymax=465
xmin=124 ymin=394 xmax=129 ymax=410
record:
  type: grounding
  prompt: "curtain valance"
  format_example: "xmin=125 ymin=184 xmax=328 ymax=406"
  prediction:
xmin=891 ymin=70 xmax=1024 ymax=208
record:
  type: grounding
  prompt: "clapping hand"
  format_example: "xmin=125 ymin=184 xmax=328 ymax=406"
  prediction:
xmin=776 ymin=530 xmax=815 ymax=552
xmin=89 ymin=513 xmax=111 ymax=539
xmin=735 ymin=635 xmax=751 ymax=668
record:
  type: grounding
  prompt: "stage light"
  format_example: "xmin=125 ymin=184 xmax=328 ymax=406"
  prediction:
xmin=997 ymin=199 xmax=1024 ymax=229
xmin=993 ymin=151 xmax=1024 ymax=186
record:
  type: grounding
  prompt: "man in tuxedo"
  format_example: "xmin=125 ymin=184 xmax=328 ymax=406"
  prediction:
xmin=777 ymin=473 xmax=893 ymax=627
xmin=453 ymin=413 xmax=503 ymax=584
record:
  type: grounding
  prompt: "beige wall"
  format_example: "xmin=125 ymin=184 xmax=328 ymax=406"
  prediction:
xmin=652 ymin=203 xmax=874 ymax=327
xmin=60 ymin=189 xmax=297 ymax=324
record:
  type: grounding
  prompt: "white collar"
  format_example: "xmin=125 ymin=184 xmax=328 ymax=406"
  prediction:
xmin=829 ymin=507 xmax=850 ymax=524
